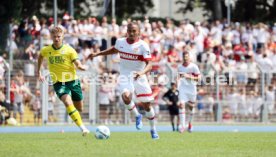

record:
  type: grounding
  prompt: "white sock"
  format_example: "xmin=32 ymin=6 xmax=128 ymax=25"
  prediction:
xmin=80 ymin=124 xmax=87 ymax=131
xmin=145 ymin=107 xmax=156 ymax=130
xmin=125 ymin=101 xmax=139 ymax=117
xmin=179 ymin=109 xmax=185 ymax=128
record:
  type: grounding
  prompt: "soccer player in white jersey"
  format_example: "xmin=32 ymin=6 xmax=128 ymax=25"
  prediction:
xmin=177 ymin=51 xmax=201 ymax=133
xmin=89 ymin=22 xmax=159 ymax=139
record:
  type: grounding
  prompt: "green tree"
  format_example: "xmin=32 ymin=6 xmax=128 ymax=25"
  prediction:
xmin=233 ymin=0 xmax=276 ymax=22
xmin=0 ymin=0 xmax=22 ymax=54
xmin=105 ymin=0 xmax=154 ymax=18
xmin=176 ymin=0 xmax=276 ymax=22
xmin=176 ymin=0 xmax=224 ymax=20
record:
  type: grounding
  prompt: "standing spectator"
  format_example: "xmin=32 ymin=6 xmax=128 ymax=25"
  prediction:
xmin=32 ymin=90 xmax=41 ymax=124
xmin=266 ymin=85 xmax=275 ymax=117
xmin=0 ymin=91 xmax=11 ymax=125
xmin=247 ymin=55 xmax=258 ymax=86
xmin=237 ymin=89 xmax=247 ymax=121
xmin=163 ymin=82 xmax=179 ymax=131
xmin=226 ymin=88 xmax=238 ymax=120
xmin=236 ymin=56 xmax=248 ymax=85
xmin=48 ymin=90 xmax=56 ymax=122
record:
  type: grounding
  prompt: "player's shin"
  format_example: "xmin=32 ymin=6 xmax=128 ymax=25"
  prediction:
xmin=125 ymin=101 xmax=140 ymax=117
xmin=145 ymin=106 xmax=156 ymax=130
xmin=179 ymin=106 xmax=186 ymax=132
xmin=66 ymin=105 xmax=86 ymax=130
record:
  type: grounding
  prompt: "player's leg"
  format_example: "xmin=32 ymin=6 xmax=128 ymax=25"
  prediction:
xmin=119 ymin=80 xmax=142 ymax=130
xmin=176 ymin=114 xmax=180 ymax=132
xmin=70 ymin=79 xmax=90 ymax=136
xmin=186 ymin=93 xmax=196 ymax=133
xmin=142 ymin=102 xmax=159 ymax=139
xmin=135 ymin=76 xmax=158 ymax=139
xmin=186 ymin=101 xmax=195 ymax=132
xmin=121 ymin=91 xmax=142 ymax=129
xmin=178 ymin=101 xmax=186 ymax=133
xmin=178 ymin=89 xmax=188 ymax=133
xmin=170 ymin=113 xmax=175 ymax=131
xmin=54 ymin=81 xmax=89 ymax=136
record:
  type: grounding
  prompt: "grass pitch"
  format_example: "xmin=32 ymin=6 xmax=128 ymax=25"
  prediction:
xmin=0 ymin=132 xmax=275 ymax=157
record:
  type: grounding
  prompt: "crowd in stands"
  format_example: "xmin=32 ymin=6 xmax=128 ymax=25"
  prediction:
xmin=1 ymin=14 xmax=276 ymax=125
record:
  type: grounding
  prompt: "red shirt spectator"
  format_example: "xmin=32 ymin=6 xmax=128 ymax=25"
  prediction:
xmin=233 ymin=43 xmax=246 ymax=61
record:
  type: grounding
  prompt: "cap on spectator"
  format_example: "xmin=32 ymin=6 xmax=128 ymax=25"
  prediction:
xmin=122 ymin=20 xmax=127 ymax=26
xmin=48 ymin=17 xmax=54 ymax=23
xmin=72 ymin=20 xmax=77 ymax=24
xmin=63 ymin=13 xmax=70 ymax=20
xmin=225 ymin=42 xmax=232 ymax=48
xmin=195 ymin=21 xmax=200 ymax=26
xmin=32 ymin=15 xmax=38 ymax=21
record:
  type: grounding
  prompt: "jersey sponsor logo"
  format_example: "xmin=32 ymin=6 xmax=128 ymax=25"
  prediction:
xmin=49 ymin=56 xmax=65 ymax=64
xmin=119 ymin=51 xmax=143 ymax=61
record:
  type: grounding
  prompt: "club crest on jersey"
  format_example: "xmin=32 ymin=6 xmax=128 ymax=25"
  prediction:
xmin=133 ymin=48 xmax=139 ymax=53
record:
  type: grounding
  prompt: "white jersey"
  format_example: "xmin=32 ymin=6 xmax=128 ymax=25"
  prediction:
xmin=114 ymin=38 xmax=153 ymax=102
xmin=178 ymin=63 xmax=200 ymax=95
xmin=114 ymin=38 xmax=152 ymax=76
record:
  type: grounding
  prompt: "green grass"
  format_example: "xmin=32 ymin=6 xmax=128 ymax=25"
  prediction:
xmin=0 ymin=132 xmax=276 ymax=157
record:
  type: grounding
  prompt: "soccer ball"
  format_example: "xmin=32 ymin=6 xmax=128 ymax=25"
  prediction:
xmin=95 ymin=125 xmax=110 ymax=140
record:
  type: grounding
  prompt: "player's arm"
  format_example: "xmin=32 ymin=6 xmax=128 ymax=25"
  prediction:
xmin=179 ymin=72 xmax=201 ymax=81
xmin=162 ymin=91 xmax=172 ymax=105
xmin=37 ymin=53 xmax=45 ymax=81
xmin=88 ymin=47 xmax=118 ymax=59
xmin=134 ymin=43 xmax=152 ymax=80
xmin=133 ymin=60 xmax=152 ymax=80
xmin=73 ymin=59 xmax=87 ymax=71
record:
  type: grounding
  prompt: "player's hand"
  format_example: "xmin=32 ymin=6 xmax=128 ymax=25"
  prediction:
xmin=133 ymin=71 xmax=143 ymax=80
xmin=79 ymin=65 xmax=88 ymax=71
xmin=37 ymin=72 xmax=45 ymax=82
xmin=87 ymin=52 xmax=98 ymax=60
xmin=167 ymin=101 xmax=173 ymax=105
xmin=180 ymin=73 xmax=190 ymax=79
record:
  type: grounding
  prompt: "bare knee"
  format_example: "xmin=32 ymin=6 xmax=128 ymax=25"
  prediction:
xmin=122 ymin=92 xmax=132 ymax=105
xmin=73 ymin=101 xmax=83 ymax=112
xmin=142 ymin=102 xmax=151 ymax=112
xmin=187 ymin=101 xmax=195 ymax=110
xmin=178 ymin=102 xmax=185 ymax=109
xmin=60 ymin=94 xmax=73 ymax=106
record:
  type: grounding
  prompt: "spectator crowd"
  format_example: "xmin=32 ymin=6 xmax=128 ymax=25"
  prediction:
xmin=1 ymin=14 xmax=276 ymax=125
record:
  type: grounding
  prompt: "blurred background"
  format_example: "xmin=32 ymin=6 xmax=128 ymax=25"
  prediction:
xmin=0 ymin=0 xmax=275 ymax=126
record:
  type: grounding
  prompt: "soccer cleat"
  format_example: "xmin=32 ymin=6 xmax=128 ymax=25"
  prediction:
xmin=188 ymin=122 xmax=192 ymax=133
xmin=150 ymin=129 xmax=159 ymax=140
xmin=82 ymin=129 xmax=90 ymax=137
xmin=135 ymin=114 xmax=143 ymax=130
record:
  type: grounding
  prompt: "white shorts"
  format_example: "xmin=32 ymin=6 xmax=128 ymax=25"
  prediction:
xmin=118 ymin=75 xmax=153 ymax=103
xmin=178 ymin=90 xmax=196 ymax=104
